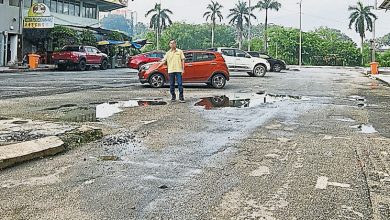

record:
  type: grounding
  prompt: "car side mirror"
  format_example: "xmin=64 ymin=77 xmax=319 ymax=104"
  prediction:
xmin=97 ymin=51 xmax=101 ymax=54
xmin=245 ymin=54 xmax=251 ymax=58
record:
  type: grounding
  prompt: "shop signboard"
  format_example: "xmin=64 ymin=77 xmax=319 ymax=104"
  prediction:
xmin=24 ymin=3 xmax=54 ymax=29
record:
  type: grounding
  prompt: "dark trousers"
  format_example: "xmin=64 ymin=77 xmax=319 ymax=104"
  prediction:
xmin=169 ymin=72 xmax=184 ymax=100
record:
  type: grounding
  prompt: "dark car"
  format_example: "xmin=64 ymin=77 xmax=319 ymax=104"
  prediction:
xmin=247 ymin=51 xmax=286 ymax=72
xmin=128 ymin=51 xmax=165 ymax=70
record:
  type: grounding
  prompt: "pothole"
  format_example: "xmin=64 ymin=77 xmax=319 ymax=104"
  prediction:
xmin=96 ymin=99 xmax=167 ymax=119
xmin=44 ymin=104 xmax=77 ymax=111
xmin=194 ymin=93 xmax=304 ymax=110
xmin=351 ymin=124 xmax=378 ymax=134
xmin=11 ymin=120 xmax=29 ymax=124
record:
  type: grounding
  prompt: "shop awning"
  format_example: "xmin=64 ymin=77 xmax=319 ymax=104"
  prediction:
xmin=380 ymin=0 xmax=390 ymax=9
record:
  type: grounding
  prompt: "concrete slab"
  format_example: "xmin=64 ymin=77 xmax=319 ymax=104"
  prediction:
xmin=371 ymin=74 xmax=390 ymax=86
xmin=0 ymin=118 xmax=76 ymax=146
xmin=0 ymin=136 xmax=65 ymax=170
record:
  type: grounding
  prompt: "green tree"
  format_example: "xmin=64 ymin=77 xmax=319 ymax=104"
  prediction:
xmin=228 ymin=1 xmax=256 ymax=49
xmin=49 ymin=26 xmax=79 ymax=51
xmin=348 ymin=1 xmax=377 ymax=64
xmin=145 ymin=3 xmax=173 ymax=50
xmin=101 ymin=14 xmax=132 ymax=36
xmin=79 ymin=30 xmax=96 ymax=46
xmin=255 ymin=0 xmax=281 ymax=53
xmin=203 ymin=1 xmax=224 ymax=48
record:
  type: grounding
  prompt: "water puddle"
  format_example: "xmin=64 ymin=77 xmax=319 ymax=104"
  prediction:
xmin=96 ymin=99 xmax=167 ymax=118
xmin=58 ymin=108 xmax=97 ymax=122
xmin=195 ymin=93 xmax=304 ymax=110
xmin=351 ymin=124 xmax=378 ymax=134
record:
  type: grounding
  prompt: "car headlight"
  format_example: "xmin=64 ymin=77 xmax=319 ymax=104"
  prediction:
xmin=140 ymin=63 xmax=152 ymax=71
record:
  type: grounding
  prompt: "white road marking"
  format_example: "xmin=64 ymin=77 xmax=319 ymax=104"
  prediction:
xmin=315 ymin=176 xmax=351 ymax=190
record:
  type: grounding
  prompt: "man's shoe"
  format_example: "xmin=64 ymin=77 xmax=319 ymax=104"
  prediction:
xmin=179 ymin=99 xmax=186 ymax=103
xmin=171 ymin=98 xmax=177 ymax=102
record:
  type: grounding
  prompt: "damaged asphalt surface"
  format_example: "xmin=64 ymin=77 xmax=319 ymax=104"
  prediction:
xmin=1 ymin=67 xmax=390 ymax=219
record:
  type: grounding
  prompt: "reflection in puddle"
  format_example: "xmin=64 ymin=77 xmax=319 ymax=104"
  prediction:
xmin=351 ymin=124 xmax=377 ymax=134
xmin=195 ymin=93 xmax=304 ymax=110
xmin=96 ymin=100 xmax=167 ymax=118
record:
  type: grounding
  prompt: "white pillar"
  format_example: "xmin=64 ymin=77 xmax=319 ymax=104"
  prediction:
xmin=0 ymin=34 xmax=4 ymax=66
xmin=10 ymin=35 xmax=18 ymax=64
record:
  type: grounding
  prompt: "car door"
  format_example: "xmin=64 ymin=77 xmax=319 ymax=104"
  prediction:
xmin=220 ymin=49 xmax=236 ymax=71
xmin=85 ymin=47 xmax=95 ymax=64
xmin=235 ymin=49 xmax=252 ymax=72
xmin=191 ymin=52 xmax=217 ymax=82
xmin=182 ymin=52 xmax=195 ymax=82
xmin=91 ymin=47 xmax=101 ymax=64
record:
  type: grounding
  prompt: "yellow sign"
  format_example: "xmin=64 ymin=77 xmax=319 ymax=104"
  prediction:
xmin=24 ymin=3 xmax=54 ymax=29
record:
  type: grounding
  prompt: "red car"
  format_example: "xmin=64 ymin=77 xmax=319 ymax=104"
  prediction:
xmin=52 ymin=45 xmax=108 ymax=71
xmin=138 ymin=51 xmax=230 ymax=89
xmin=128 ymin=51 xmax=165 ymax=70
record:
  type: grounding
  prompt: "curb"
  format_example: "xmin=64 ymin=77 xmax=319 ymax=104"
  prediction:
xmin=0 ymin=68 xmax=57 ymax=73
xmin=0 ymin=125 xmax=103 ymax=170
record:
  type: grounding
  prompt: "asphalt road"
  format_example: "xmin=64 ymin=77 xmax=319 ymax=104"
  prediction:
xmin=0 ymin=67 xmax=390 ymax=220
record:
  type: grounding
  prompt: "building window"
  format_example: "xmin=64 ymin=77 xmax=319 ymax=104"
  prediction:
xmin=0 ymin=0 xmax=3 ymax=4
xmin=57 ymin=0 xmax=63 ymax=13
xmin=68 ymin=0 xmax=74 ymax=15
xmin=82 ymin=3 xmax=96 ymax=19
xmin=75 ymin=1 xmax=80 ymax=16
xmin=24 ymin=0 xmax=32 ymax=6
xmin=63 ymin=0 xmax=69 ymax=14
xmin=50 ymin=0 xmax=57 ymax=12
xmin=43 ymin=0 xmax=50 ymax=7
xmin=9 ymin=0 xmax=20 ymax=6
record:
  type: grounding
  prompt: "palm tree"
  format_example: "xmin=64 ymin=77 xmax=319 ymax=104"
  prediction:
xmin=203 ymin=1 xmax=224 ymax=48
xmin=228 ymin=1 xmax=256 ymax=49
xmin=145 ymin=3 xmax=173 ymax=50
xmin=348 ymin=1 xmax=377 ymax=65
xmin=255 ymin=0 xmax=281 ymax=53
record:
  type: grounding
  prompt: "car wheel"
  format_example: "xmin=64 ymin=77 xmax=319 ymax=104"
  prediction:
xmin=58 ymin=64 xmax=66 ymax=71
xmin=100 ymin=59 xmax=108 ymax=70
xmin=77 ymin=59 xmax=87 ymax=71
xmin=253 ymin=65 xmax=266 ymax=77
xmin=149 ymin=73 xmax=165 ymax=88
xmin=273 ymin=64 xmax=282 ymax=72
xmin=211 ymin=73 xmax=226 ymax=89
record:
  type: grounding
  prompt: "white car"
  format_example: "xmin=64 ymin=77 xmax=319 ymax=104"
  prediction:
xmin=209 ymin=48 xmax=271 ymax=77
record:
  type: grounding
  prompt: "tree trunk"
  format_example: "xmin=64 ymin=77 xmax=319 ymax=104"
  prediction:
xmin=361 ymin=36 xmax=364 ymax=66
xmin=156 ymin=27 xmax=160 ymax=50
xmin=238 ymin=30 xmax=242 ymax=50
xmin=264 ymin=9 xmax=268 ymax=53
xmin=211 ymin=21 xmax=215 ymax=48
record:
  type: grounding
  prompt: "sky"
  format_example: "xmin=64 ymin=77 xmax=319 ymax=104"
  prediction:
xmin=125 ymin=0 xmax=390 ymax=44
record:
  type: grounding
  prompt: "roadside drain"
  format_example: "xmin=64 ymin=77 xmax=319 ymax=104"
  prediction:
xmin=195 ymin=93 xmax=304 ymax=110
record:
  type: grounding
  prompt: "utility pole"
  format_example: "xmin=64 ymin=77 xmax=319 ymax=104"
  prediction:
xmin=248 ymin=0 xmax=252 ymax=51
xmin=299 ymin=0 xmax=302 ymax=68
xmin=372 ymin=0 xmax=378 ymax=62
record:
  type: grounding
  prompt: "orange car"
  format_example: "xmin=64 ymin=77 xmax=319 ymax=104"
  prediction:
xmin=138 ymin=51 xmax=230 ymax=89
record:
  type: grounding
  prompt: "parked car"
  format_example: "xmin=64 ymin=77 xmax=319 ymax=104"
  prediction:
xmin=128 ymin=51 xmax=165 ymax=70
xmin=207 ymin=47 xmax=271 ymax=77
xmin=138 ymin=50 xmax=229 ymax=89
xmin=52 ymin=45 xmax=108 ymax=71
xmin=246 ymin=51 xmax=286 ymax=72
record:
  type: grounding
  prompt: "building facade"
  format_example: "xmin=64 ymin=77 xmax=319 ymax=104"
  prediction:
xmin=0 ymin=0 xmax=23 ymax=66
xmin=1 ymin=0 xmax=126 ymax=66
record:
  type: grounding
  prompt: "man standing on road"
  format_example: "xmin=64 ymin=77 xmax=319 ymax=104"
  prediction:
xmin=157 ymin=39 xmax=186 ymax=103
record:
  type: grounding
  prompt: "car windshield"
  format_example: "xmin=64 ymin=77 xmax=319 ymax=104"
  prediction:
xmin=62 ymin=46 xmax=80 ymax=52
